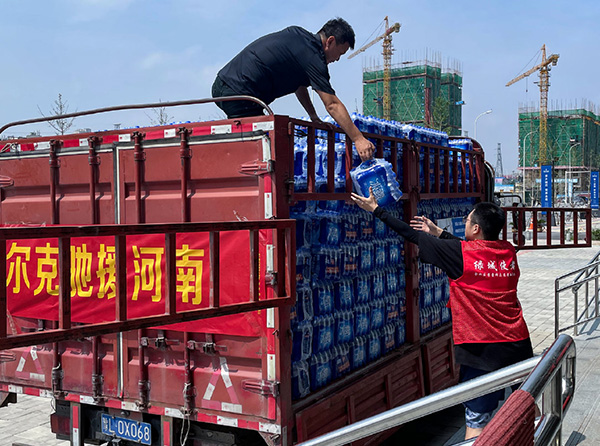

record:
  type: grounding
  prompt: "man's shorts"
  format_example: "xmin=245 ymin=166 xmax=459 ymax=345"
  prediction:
xmin=460 ymin=365 xmax=507 ymax=429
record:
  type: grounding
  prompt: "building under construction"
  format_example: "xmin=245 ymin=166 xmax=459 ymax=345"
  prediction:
xmin=362 ymin=53 xmax=463 ymax=136
xmin=519 ymin=99 xmax=600 ymax=203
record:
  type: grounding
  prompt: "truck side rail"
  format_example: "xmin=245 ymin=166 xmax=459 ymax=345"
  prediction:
xmin=295 ymin=334 xmax=575 ymax=446
xmin=0 ymin=219 xmax=295 ymax=350
xmin=502 ymin=206 xmax=591 ymax=249
xmin=287 ymin=118 xmax=486 ymax=203
xmin=0 ymin=96 xmax=273 ymax=140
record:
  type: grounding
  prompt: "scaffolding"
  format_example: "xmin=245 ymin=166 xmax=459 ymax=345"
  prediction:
xmin=518 ymin=100 xmax=600 ymax=203
xmin=362 ymin=53 xmax=462 ymax=135
xmin=519 ymin=100 xmax=600 ymax=168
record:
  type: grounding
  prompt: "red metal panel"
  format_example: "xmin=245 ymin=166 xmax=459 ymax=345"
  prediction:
xmin=118 ymin=136 xmax=264 ymax=224
xmin=421 ymin=327 xmax=458 ymax=395
xmin=294 ymin=348 xmax=424 ymax=444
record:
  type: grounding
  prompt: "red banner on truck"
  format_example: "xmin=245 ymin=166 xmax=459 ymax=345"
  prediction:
xmin=5 ymin=230 xmax=269 ymax=337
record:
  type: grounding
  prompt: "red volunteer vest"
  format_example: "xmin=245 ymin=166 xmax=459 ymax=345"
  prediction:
xmin=448 ymin=240 xmax=530 ymax=345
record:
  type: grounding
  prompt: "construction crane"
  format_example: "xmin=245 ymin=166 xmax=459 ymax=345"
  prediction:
xmin=348 ymin=17 xmax=401 ymax=121
xmin=506 ymin=45 xmax=559 ymax=164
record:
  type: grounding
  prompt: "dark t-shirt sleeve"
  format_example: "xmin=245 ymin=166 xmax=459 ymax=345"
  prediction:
xmin=373 ymin=207 xmax=463 ymax=280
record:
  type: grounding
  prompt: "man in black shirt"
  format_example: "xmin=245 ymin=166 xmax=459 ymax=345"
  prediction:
xmin=212 ymin=18 xmax=375 ymax=161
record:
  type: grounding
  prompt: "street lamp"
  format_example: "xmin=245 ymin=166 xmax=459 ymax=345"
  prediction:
xmin=474 ymin=109 xmax=492 ymax=140
xmin=521 ymin=131 xmax=535 ymax=205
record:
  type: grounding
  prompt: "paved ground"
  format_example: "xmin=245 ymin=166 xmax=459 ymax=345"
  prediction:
xmin=399 ymin=243 xmax=600 ymax=446
xmin=2 ymin=244 xmax=600 ymax=445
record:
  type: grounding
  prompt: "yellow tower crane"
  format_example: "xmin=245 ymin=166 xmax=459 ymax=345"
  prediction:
xmin=506 ymin=45 xmax=559 ymax=164
xmin=348 ymin=17 xmax=401 ymax=121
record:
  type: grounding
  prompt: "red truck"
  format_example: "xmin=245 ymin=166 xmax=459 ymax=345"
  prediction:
xmin=0 ymin=101 xmax=586 ymax=445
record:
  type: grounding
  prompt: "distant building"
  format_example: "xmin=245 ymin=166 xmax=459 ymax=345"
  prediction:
xmin=518 ymin=100 xmax=600 ymax=203
xmin=362 ymin=52 xmax=463 ymax=135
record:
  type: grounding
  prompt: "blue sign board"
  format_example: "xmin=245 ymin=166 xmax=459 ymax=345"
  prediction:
xmin=591 ymin=171 xmax=599 ymax=210
xmin=541 ymin=165 xmax=553 ymax=208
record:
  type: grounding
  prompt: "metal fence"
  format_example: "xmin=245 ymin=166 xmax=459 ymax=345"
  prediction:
xmin=555 ymin=251 xmax=600 ymax=338
xmin=296 ymin=334 xmax=575 ymax=446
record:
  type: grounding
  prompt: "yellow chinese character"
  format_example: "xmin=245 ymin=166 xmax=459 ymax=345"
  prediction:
xmin=34 ymin=242 xmax=59 ymax=296
xmin=132 ymin=246 xmax=163 ymax=302
xmin=6 ymin=243 xmax=31 ymax=293
xmin=97 ymin=244 xmax=116 ymax=299
xmin=176 ymin=244 xmax=205 ymax=305
xmin=70 ymin=244 xmax=93 ymax=298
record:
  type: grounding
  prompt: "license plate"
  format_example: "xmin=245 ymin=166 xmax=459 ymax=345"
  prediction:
xmin=101 ymin=413 xmax=152 ymax=445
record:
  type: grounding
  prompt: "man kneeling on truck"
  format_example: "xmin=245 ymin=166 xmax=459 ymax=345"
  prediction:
xmin=351 ymin=193 xmax=533 ymax=440
xmin=212 ymin=17 xmax=374 ymax=162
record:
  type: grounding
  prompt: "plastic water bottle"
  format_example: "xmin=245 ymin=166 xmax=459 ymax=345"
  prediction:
xmin=359 ymin=241 xmax=374 ymax=272
xmin=292 ymin=360 xmax=311 ymax=400
xmin=295 ymin=248 xmax=312 ymax=288
xmin=370 ymin=299 xmax=385 ymax=331
xmin=312 ymin=315 xmax=334 ymax=354
xmin=385 ymin=294 xmax=399 ymax=324
xmin=335 ymin=278 xmax=354 ymax=309
xmin=309 ymin=351 xmax=332 ymax=391
xmin=374 ymin=240 xmax=387 ymax=269
xmin=351 ymin=336 xmax=367 ymax=369
xmin=354 ymin=304 xmax=371 ymax=337
xmin=382 ymin=324 xmax=396 ymax=355
xmin=335 ymin=309 xmax=354 ymax=345
xmin=354 ymin=273 xmax=372 ymax=303
xmin=367 ymin=330 xmax=382 ymax=363
xmin=341 ymin=243 xmax=359 ymax=278
xmin=331 ymin=345 xmax=351 ymax=379
xmin=291 ymin=320 xmax=313 ymax=361
xmin=372 ymin=270 xmax=385 ymax=300
xmin=350 ymin=159 xmax=402 ymax=207
xmin=386 ymin=267 xmax=398 ymax=295
xmin=396 ymin=322 xmax=406 ymax=347
xmin=313 ymin=280 xmax=334 ymax=316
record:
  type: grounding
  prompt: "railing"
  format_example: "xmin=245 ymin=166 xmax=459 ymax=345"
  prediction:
xmin=555 ymin=256 xmax=600 ymax=338
xmin=287 ymin=119 xmax=486 ymax=203
xmin=0 ymin=96 xmax=273 ymax=139
xmin=0 ymin=219 xmax=295 ymax=350
xmin=502 ymin=206 xmax=591 ymax=250
xmin=296 ymin=334 xmax=576 ymax=446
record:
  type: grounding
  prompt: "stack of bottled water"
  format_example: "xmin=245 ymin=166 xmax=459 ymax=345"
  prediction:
xmin=416 ymin=197 xmax=476 ymax=335
xmin=290 ymin=115 xmax=454 ymax=400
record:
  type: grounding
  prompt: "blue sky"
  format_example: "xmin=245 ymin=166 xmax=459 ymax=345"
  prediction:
xmin=1 ymin=0 xmax=599 ymax=172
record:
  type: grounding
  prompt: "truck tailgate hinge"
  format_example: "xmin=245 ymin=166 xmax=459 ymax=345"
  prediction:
xmin=241 ymin=379 xmax=280 ymax=397
xmin=187 ymin=341 xmax=228 ymax=355
xmin=239 ymin=160 xmax=273 ymax=176
xmin=140 ymin=336 xmax=180 ymax=349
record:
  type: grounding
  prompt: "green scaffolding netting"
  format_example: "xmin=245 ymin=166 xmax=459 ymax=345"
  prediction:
xmin=362 ymin=65 xmax=462 ymax=135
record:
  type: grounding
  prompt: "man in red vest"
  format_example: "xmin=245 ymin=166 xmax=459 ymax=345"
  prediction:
xmin=351 ymin=193 xmax=533 ymax=440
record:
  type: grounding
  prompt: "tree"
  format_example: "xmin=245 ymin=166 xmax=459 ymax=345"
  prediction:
xmin=146 ymin=99 xmax=174 ymax=126
xmin=431 ymin=96 xmax=451 ymax=133
xmin=38 ymin=93 xmax=76 ymax=135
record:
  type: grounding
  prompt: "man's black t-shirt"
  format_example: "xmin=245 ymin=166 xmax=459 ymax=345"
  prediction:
xmin=217 ymin=26 xmax=335 ymax=105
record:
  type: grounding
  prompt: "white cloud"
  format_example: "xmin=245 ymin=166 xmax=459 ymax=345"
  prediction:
xmin=65 ymin=0 xmax=137 ymax=23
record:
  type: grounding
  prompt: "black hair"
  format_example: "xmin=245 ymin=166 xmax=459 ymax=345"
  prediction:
xmin=318 ymin=18 xmax=355 ymax=49
xmin=470 ymin=202 xmax=505 ymax=240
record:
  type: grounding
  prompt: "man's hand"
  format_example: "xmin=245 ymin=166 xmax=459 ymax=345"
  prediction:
xmin=351 ymin=187 xmax=378 ymax=213
xmin=355 ymin=136 xmax=375 ymax=162
xmin=410 ymin=215 xmax=443 ymax=237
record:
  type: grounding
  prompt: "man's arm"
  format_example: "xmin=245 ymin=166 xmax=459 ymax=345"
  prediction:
xmin=351 ymin=189 xmax=463 ymax=278
xmin=316 ymin=89 xmax=374 ymax=161
xmin=295 ymin=86 xmax=321 ymax=122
